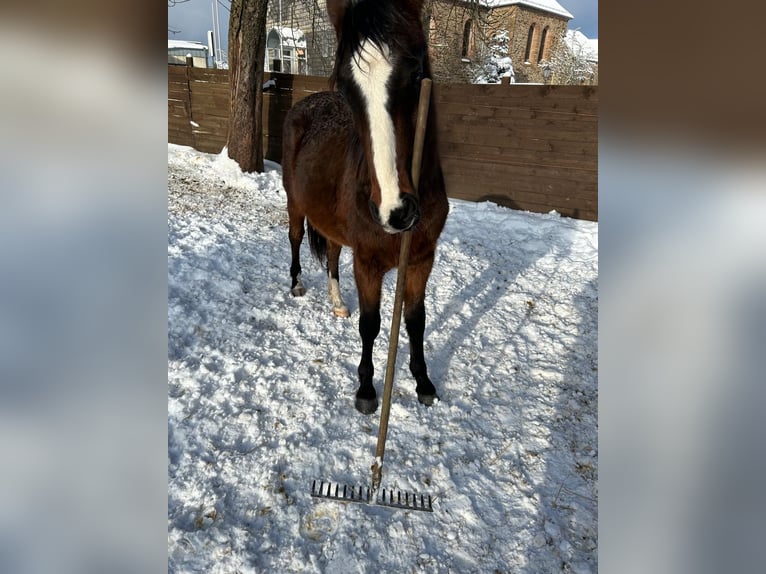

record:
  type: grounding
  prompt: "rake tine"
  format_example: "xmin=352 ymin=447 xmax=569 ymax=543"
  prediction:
xmin=371 ymin=487 xmax=434 ymax=511
xmin=312 ymin=481 xmax=433 ymax=511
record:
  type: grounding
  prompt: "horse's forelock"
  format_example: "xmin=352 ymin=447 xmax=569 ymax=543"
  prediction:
xmin=328 ymin=0 xmax=427 ymax=233
xmin=330 ymin=0 xmax=424 ymax=89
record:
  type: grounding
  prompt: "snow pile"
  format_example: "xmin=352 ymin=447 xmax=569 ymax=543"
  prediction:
xmin=168 ymin=144 xmax=598 ymax=573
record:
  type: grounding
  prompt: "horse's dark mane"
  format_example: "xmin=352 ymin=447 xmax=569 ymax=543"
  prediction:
xmin=330 ymin=0 xmax=424 ymax=90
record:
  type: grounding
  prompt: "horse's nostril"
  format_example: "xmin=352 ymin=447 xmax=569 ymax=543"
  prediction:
xmin=388 ymin=194 xmax=420 ymax=232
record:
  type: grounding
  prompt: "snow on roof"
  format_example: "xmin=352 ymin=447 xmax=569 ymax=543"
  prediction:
xmin=268 ymin=27 xmax=307 ymax=49
xmin=168 ymin=40 xmax=208 ymax=52
xmin=564 ymin=29 xmax=598 ymax=63
xmin=482 ymin=0 xmax=574 ymax=20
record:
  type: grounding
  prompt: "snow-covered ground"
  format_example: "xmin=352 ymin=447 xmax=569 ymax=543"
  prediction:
xmin=168 ymin=143 xmax=598 ymax=573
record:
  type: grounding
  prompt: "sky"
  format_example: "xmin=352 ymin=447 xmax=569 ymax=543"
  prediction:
xmin=168 ymin=0 xmax=598 ymax=52
xmin=559 ymin=0 xmax=597 ymax=38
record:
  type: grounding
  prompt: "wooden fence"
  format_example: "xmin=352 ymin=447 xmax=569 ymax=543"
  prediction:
xmin=168 ymin=65 xmax=597 ymax=220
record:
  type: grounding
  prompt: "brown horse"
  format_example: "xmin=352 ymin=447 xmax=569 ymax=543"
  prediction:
xmin=281 ymin=0 xmax=448 ymax=414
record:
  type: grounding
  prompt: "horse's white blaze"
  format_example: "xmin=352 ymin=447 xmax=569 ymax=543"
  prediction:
xmin=350 ymin=40 xmax=402 ymax=229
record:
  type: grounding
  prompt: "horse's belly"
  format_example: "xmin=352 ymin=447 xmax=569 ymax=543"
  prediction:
xmin=306 ymin=208 xmax=351 ymax=248
xmin=293 ymin=159 xmax=353 ymax=247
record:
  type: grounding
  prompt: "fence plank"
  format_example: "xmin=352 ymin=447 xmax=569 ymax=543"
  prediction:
xmin=167 ymin=66 xmax=598 ymax=221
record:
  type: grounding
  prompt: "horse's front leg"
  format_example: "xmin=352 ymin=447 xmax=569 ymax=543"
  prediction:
xmin=404 ymin=258 xmax=438 ymax=405
xmin=353 ymin=254 xmax=384 ymax=414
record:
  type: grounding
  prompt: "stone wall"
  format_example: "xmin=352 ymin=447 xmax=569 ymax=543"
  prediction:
xmin=424 ymin=0 xmax=490 ymax=83
xmin=487 ymin=6 xmax=569 ymax=83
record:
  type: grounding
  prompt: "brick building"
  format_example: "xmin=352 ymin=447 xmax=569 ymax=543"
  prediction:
xmin=486 ymin=1 xmax=573 ymax=83
xmin=264 ymin=0 xmax=586 ymax=84
xmin=424 ymin=0 xmax=574 ymax=83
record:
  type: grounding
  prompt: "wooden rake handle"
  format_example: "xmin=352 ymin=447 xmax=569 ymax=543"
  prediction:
xmin=371 ymin=78 xmax=433 ymax=490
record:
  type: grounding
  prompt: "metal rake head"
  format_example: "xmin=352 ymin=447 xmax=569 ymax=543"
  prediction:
xmin=311 ymin=480 xmax=372 ymax=505
xmin=375 ymin=487 xmax=433 ymax=512
xmin=311 ymin=480 xmax=433 ymax=512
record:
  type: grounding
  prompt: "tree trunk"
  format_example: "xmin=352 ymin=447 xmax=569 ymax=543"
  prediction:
xmin=227 ymin=0 xmax=268 ymax=173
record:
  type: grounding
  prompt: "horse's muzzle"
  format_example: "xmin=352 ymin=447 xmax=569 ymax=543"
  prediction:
xmin=370 ymin=194 xmax=420 ymax=233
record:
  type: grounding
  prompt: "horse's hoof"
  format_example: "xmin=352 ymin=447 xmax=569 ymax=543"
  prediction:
xmin=417 ymin=392 xmax=438 ymax=407
xmin=291 ymin=285 xmax=306 ymax=297
xmin=332 ymin=306 xmax=350 ymax=318
xmin=355 ymin=396 xmax=379 ymax=415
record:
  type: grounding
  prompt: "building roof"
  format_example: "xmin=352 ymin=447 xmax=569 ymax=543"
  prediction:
xmin=482 ymin=1 xmax=574 ymax=20
xmin=168 ymin=40 xmax=208 ymax=52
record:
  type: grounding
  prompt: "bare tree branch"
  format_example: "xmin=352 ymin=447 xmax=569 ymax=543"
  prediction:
xmin=546 ymin=29 xmax=597 ymax=85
